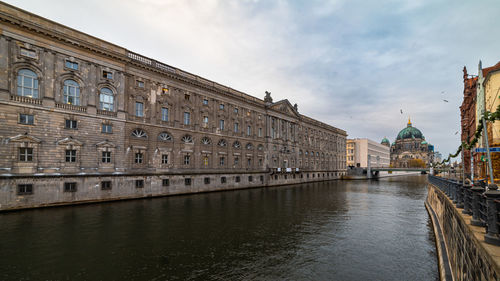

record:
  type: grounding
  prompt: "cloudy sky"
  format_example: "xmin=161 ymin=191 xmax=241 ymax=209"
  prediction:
xmin=5 ymin=0 xmax=500 ymax=157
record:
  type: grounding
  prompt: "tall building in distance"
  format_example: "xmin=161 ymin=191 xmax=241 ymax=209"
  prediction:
xmin=390 ymin=118 xmax=434 ymax=168
xmin=0 ymin=3 xmax=347 ymax=211
xmin=346 ymin=138 xmax=390 ymax=168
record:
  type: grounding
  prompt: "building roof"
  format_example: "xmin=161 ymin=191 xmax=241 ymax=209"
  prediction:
xmin=482 ymin=61 xmax=500 ymax=78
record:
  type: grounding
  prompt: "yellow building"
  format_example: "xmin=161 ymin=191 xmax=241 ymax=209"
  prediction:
xmin=482 ymin=63 xmax=500 ymax=180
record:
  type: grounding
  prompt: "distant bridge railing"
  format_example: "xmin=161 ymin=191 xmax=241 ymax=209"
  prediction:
xmin=428 ymin=174 xmax=500 ymax=246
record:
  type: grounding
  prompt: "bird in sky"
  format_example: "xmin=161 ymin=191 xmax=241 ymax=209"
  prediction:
xmin=400 ymin=109 xmax=403 ymax=114
xmin=443 ymin=99 xmax=449 ymax=102
xmin=454 ymin=131 xmax=458 ymax=135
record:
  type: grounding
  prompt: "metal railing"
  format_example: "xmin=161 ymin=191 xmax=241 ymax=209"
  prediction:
xmin=428 ymin=175 xmax=500 ymax=246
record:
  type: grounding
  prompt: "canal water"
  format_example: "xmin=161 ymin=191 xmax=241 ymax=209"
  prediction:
xmin=0 ymin=175 xmax=438 ymax=281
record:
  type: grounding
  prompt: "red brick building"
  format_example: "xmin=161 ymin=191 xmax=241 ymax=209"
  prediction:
xmin=460 ymin=66 xmax=477 ymax=178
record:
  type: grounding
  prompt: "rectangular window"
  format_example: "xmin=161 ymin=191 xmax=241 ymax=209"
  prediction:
xmin=102 ymin=71 xmax=113 ymax=79
xmin=219 ymin=104 xmax=224 ymax=110
xmin=17 ymin=184 xmax=33 ymax=195
xmin=258 ymin=159 xmax=263 ymax=166
xmin=184 ymin=94 xmax=190 ymax=101
xmin=65 ymin=119 xmax=77 ymax=129
xmin=135 ymin=153 xmax=143 ymax=164
xmin=162 ymin=154 xmax=168 ymax=164
xmin=65 ymin=150 xmax=76 ymax=162
xmin=203 ymin=116 xmax=208 ymax=124
xmin=234 ymin=123 xmax=239 ymax=133
xmin=219 ymin=157 xmax=225 ymax=166
xmin=258 ymin=128 xmax=262 ymax=137
xmin=162 ymin=179 xmax=170 ymax=186
xmin=19 ymin=114 xmax=34 ymax=125
xmin=20 ymin=48 xmax=37 ymax=59
xmin=247 ymin=126 xmax=251 ymax=136
xmin=234 ymin=157 xmax=239 ymax=165
xmin=247 ymin=158 xmax=251 ymax=166
xmin=219 ymin=119 xmax=224 ymax=130
xmin=260 ymin=175 xmax=264 ymax=182
xmin=19 ymin=148 xmax=33 ymax=162
xmin=203 ymin=156 xmax=209 ymax=167
xmin=65 ymin=60 xmax=79 ymax=70
xmin=135 ymin=102 xmax=144 ymax=117
xmin=161 ymin=108 xmax=169 ymax=121
xmin=204 ymin=177 xmax=210 ymax=184
xmin=102 ymin=151 xmax=111 ymax=163
xmin=101 ymin=181 xmax=112 ymax=190
xmin=221 ymin=176 xmax=227 ymax=184
xmin=137 ymin=81 xmax=144 ymax=88
xmin=183 ymin=112 xmax=191 ymax=125
xmin=184 ymin=155 xmax=190 ymax=165
xmin=234 ymin=108 xmax=238 ymax=114
xmin=135 ymin=180 xmax=144 ymax=188
xmin=248 ymin=176 xmax=253 ymax=182
xmin=135 ymin=152 xmax=143 ymax=164
xmin=185 ymin=178 xmax=191 ymax=186
xmin=235 ymin=176 xmax=240 ymax=183
xmin=64 ymin=182 xmax=77 ymax=192
xmin=101 ymin=124 xmax=112 ymax=133
xmin=203 ymin=99 xmax=208 ymax=105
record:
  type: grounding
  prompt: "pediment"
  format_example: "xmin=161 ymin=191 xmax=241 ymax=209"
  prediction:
xmin=9 ymin=134 xmax=41 ymax=143
xmin=57 ymin=137 xmax=83 ymax=146
xmin=96 ymin=140 xmax=115 ymax=148
xmin=269 ymin=99 xmax=299 ymax=117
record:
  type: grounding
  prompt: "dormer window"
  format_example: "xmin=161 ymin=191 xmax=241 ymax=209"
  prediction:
xmin=219 ymin=104 xmax=224 ymax=110
xmin=65 ymin=60 xmax=79 ymax=70
xmin=102 ymin=71 xmax=113 ymax=79
xmin=234 ymin=108 xmax=239 ymax=114
xmin=137 ymin=81 xmax=144 ymax=88
xmin=184 ymin=94 xmax=190 ymax=101
xmin=162 ymin=87 xmax=169 ymax=94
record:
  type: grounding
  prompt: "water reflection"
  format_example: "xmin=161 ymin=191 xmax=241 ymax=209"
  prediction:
xmin=0 ymin=175 xmax=437 ymax=280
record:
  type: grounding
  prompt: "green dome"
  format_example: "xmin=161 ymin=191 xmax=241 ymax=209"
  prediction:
xmin=396 ymin=119 xmax=424 ymax=140
xmin=381 ymin=137 xmax=390 ymax=145
xmin=421 ymin=141 xmax=428 ymax=145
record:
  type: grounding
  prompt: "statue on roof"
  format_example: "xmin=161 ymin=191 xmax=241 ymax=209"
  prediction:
xmin=264 ymin=91 xmax=273 ymax=103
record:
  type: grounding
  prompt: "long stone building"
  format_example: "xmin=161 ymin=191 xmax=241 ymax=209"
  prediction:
xmin=0 ymin=3 xmax=347 ymax=211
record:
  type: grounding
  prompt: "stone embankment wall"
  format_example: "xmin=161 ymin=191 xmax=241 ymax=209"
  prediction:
xmin=426 ymin=183 xmax=500 ymax=281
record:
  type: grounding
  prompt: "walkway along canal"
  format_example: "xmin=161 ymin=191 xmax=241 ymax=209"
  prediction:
xmin=0 ymin=175 xmax=438 ymax=280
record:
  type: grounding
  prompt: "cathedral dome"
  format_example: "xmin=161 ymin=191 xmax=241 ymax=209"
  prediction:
xmin=381 ymin=137 xmax=390 ymax=146
xmin=396 ymin=118 xmax=424 ymax=140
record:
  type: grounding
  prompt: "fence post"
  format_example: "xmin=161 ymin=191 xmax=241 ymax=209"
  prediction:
xmin=484 ymin=184 xmax=500 ymax=246
xmin=462 ymin=182 xmax=472 ymax=215
xmin=471 ymin=184 xmax=486 ymax=227
xmin=456 ymin=181 xmax=464 ymax=208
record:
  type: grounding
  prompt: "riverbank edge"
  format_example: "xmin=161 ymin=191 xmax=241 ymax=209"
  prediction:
xmin=426 ymin=182 xmax=500 ymax=281
xmin=0 ymin=176 xmax=343 ymax=213
xmin=425 ymin=200 xmax=453 ymax=281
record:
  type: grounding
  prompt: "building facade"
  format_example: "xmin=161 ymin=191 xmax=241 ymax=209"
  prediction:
xmin=346 ymin=138 xmax=390 ymax=168
xmin=0 ymin=3 xmax=347 ymax=211
xmin=479 ymin=61 xmax=500 ymax=181
xmin=390 ymin=119 xmax=433 ymax=168
xmin=460 ymin=66 xmax=477 ymax=178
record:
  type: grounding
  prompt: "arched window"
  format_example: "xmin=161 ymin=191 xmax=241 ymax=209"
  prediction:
xmin=257 ymin=144 xmax=264 ymax=151
xmin=99 ymin=87 xmax=114 ymax=111
xmin=233 ymin=141 xmax=241 ymax=149
xmin=17 ymin=69 xmax=39 ymax=98
xmin=63 ymin=79 xmax=80 ymax=105
xmin=158 ymin=132 xmax=172 ymax=141
xmin=246 ymin=143 xmax=253 ymax=150
xmin=201 ymin=137 xmax=211 ymax=145
xmin=217 ymin=139 xmax=227 ymax=147
xmin=131 ymin=129 xmax=147 ymax=138
xmin=181 ymin=135 xmax=193 ymax=143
